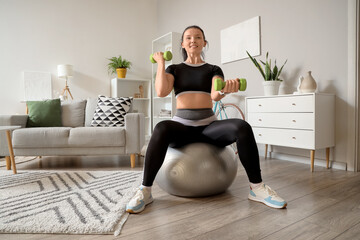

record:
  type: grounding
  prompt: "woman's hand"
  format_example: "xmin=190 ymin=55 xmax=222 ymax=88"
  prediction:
xmin=152 ymin=52 xmax=165 ymax=64
xmin=222 ymin=79 xmax=240 ymax=94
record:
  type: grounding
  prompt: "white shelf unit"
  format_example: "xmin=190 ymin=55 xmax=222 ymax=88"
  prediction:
xmin=111 ymin=77 xmax=151 ymax=138
xmin=151 ymin=32 xmax=182 ymax=131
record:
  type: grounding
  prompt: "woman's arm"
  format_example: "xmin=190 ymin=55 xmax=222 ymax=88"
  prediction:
xmin=211 ymin=76 xmax=239 ymax=102
xmin=153 ymin=52 xmax=174 ymax=97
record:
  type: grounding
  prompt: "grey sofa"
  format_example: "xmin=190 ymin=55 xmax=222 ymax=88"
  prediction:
xmin=0 ymin=98 xmax=145 ymax=168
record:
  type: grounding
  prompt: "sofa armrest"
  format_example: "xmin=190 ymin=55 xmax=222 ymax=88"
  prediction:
xmin=125 ymin=113 xmax=145 ymax=154
xmin=0 ymin=115 xmax=28 ymax=156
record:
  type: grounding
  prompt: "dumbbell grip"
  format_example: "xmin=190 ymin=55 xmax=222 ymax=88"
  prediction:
xmin=150 ymin=51 xmax=173 ymax=63
xmin=214 ymin=78 xmax=247 ymax=91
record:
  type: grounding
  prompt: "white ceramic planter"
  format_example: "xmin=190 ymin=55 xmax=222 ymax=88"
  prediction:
xmin=263 ymin=81 xmax=281 ymax=96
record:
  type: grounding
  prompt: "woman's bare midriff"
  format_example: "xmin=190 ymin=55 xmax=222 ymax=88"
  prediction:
xmin=176 ymin=93 xmax=213 ymax=109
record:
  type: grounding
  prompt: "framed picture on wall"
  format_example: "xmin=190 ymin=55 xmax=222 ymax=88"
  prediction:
xmin=221 ymin=16 xmax=261 ymax=64
xmin=23 ymin=71 xmax=52 ymax=101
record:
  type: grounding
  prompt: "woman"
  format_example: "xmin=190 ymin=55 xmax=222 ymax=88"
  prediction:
xmin=126 ymin=25 xmax=286 ymax=213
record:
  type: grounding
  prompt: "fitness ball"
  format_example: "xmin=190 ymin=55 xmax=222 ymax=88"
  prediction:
xmin=155 ymin=143 xmax=238 ymax=197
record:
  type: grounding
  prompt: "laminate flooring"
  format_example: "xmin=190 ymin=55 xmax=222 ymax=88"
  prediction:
xmin=1 ymin=155 xmax=359 ymax=240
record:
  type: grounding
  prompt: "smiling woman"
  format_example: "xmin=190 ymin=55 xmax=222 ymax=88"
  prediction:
xmin=126 ymin=25 xmax=287 ymax=214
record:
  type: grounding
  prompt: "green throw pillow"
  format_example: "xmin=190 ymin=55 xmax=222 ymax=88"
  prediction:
xmin=26 ymin=99 xmax=63 ymax=127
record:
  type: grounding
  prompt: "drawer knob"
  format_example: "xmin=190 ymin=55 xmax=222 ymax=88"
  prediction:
xmin=258 ymin=119 xmax=262 ymax=122
xmin=258 ymin=134 xmax=262 ymax=136
xmin=292 ymin=137 xmax=296 ymax=140
xmin=258 ymin=104 xmax=262 ymax=107
xmin=292 ymin=103 xmax=296 ymax=106
xmin=292 ymin=120 xmax=296 ymax=122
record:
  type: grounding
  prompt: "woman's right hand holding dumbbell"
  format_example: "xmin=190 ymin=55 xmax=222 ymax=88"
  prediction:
xmin=152 ymin=52 xmax=166 ymax=64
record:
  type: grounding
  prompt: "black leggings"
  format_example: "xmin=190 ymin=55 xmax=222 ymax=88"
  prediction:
xmin=142 ymin=119 xmax=262 ymax=186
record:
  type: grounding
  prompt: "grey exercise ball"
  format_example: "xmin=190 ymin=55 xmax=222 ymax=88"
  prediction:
xmin=155 ymin=143 xmax=238 ymax=197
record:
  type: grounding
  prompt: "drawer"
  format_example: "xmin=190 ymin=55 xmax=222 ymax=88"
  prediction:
xmin=247 ymin=112 xmax=314 ymax=130
xmin=252 ymin=127 xmax=315 ymax=149
xmin=247 ymin=95 xmax=314 ymax=113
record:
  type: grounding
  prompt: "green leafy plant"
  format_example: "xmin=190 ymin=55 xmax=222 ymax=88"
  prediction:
xmin=246 ymin=51 xmax=287 ymax=81
xmin=107 ymin=55 xmax=132 ymax=74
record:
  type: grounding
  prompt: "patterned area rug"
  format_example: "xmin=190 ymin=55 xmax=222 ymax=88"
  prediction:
xmin=0 ymin=170 xmax=142 ymax=236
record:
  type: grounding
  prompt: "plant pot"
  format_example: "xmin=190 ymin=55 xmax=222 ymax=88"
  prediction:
xmin=116 ymin=68 xmax=127 ymax=78
xmin=263 ymin=81 xmax=281 ymax=96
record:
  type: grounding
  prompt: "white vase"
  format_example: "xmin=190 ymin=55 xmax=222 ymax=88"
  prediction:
xmin=263 ymin=81 xmax=281 ymax=96
xmin=299 ymin=71 xmax=317 ymax=93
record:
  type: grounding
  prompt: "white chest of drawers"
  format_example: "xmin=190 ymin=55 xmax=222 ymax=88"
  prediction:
xmin=245 ymin=93 xmax=335 ymax=171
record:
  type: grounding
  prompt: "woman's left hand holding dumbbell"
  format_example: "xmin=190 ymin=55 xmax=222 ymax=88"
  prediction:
xmin=222 ymin=79 xmax=240 ymax=94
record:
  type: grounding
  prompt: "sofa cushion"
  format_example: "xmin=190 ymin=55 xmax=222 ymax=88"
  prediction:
xmin=68 ymin=127 xmax=125 ymax=147
xmin=85 ymin=98 xmax=98 ymax=127
xmin=61 ymin=100 xmax=86 ymax=127
xmin=12 ymin=127 xmax=126 ymax=148
xmin=12 ymin=127 xmax=71 ymax=148
xmin=90 ymin=95 xmax=133 ymax=127
xmin=26 ymin=99 xmax=62 ymax=127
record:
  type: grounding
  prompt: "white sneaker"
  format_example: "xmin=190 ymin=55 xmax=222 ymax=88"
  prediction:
xmin=248 ymin=183 xmax=287 ymax=209
xmin=126 ymin=187 xmax=153 ymax=214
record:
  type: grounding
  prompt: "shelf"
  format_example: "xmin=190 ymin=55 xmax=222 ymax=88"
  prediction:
xmin=154 ymin=116 xmax=172 ymax=119
xmin=153 ymin=96 xmax=171 ymax=100
xmin=133 ymin=98 xmax=150 ymax=101
xmin=113 ymin=77 xmax=150 ymax=82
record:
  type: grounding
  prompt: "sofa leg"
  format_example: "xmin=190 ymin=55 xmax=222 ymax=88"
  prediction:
xmin=5 ymin=156 xmax=11 ymax=170
xmin=130 ymin=154 xmax=136 ymax=168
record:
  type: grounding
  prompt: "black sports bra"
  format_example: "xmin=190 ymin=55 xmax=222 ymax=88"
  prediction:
xmin=165 ymin=63 xmax=224 ymax=97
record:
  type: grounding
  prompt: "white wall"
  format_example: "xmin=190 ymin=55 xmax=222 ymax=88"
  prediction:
xmin=156 ymin=0 xmax=350 ymax=169
xmin=0 ymin=0 xmax=157 ymax=114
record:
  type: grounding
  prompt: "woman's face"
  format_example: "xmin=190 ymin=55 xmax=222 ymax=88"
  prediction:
xmin=181 ymin=28 xmax=206 ymax=56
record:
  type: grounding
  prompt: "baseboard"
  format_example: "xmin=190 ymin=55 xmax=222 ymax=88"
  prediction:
xmin=259 ymin=150 xmax=347 ymax=171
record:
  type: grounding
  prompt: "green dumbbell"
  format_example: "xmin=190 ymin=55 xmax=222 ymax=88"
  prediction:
xmin=214 ymin=78 xmax=247 ymax=91
xmin=150 ymin=51 xmax=173 ymax=63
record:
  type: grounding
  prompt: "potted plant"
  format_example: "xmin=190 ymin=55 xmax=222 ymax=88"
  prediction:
xmin=246 ymin=51 xmax=287 ymax=95
xmin=107 ymin=55 xmax=132 ymax=78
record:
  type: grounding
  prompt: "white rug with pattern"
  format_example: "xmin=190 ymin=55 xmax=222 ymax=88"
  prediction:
xmin=0 ymin=170 xmax=142 ymax=236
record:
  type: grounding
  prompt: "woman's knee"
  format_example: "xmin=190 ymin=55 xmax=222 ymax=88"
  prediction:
xmin=233 ymin=119 xmax=253 ymax=136
xmin=153 ymin=120 xmax=184 ymax=140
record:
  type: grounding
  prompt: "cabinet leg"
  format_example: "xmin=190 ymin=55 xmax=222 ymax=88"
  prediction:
xmin=130 ymin=154 xmax=136 ymax=168
xmin=326 ymin=148 xmax=330 ymax=169
xmin=5 ymin=156 xmax=11 ymax=170
xmin=265 ymin=144 xmax=268 ymax=159
xmin=310 ymin=150 xmax=315 ymax=172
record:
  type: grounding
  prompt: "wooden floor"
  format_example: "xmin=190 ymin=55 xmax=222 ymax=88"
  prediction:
xmin=1 ymin=155 xmax=360 ymax=240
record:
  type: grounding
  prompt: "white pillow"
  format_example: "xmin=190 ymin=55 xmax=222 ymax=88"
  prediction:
xmin=90 ymin=95 xmax=133 ymax=127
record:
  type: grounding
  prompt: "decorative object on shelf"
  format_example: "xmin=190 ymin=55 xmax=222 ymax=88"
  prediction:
xmin=139 ymin=84 xmax=144 ymax=98
xmin=297 ymin=71 xmax=318 ymax=93
xmin=107 ymin=55 xmax=132 ymax=78
xmin=158 ymin=109 xmax=171 ymax=117
xmin=133 ymin=93 xmax=141 ymax=98
xmin=246 ymin=51 xmax=287 ymax=96
xmin=57 ymin=64 xmax=74 ymax=100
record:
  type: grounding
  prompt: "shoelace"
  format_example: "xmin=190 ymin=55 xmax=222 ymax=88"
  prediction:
xmin=264 ymin=184 xmax=279 ymax=197
xmin=133 ymin=189 xmax=145 ymax=201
